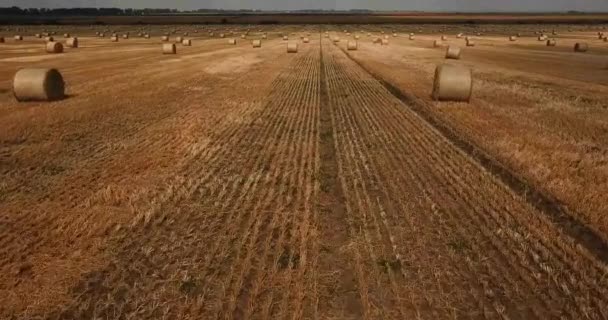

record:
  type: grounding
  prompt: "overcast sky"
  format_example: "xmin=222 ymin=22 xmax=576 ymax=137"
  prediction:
xmin=5 ymin=0 xmax=608 ymax=12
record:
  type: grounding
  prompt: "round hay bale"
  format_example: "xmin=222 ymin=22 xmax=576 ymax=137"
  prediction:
xmin=283 ymin=36 xmax=289 ymax=41
xmin=241 ymin=34 xmax=246 ymax=39
xmin=466 ymin=39 xmax=476 ymax=47
xmin=66 ymin=37 xmax=78 ymax=48
xmin=384 ymin=35 xmax=389 ymax=40
xmin=63 ymin=33 xmax=70 ymax=38
xmin=509 ymin=36 xmax=517 ymax=41
xmin=35 ymin=33 xmax=41 ymax=38
xmin=381 ymin=39 xmax=389 ymax=45
xmin=122 ymin=34 xmax=129 ymax=39
xmin=182 ymin=39 xmax=192 ymax=46
xmin=13 ymin=68 xmax=65 ymax=102
xmin=538 ymin=35 xmax=547 ymax=41
xmin=14 ymin=35 xmax=23 ymax=41
xmin=262 ymin=34 xmax=267 ymax=39
xmin=392 ymin=33 xmax=398 ymax=37
xmin=175 ymin=36 xmax=183 ymax=43
xmin=433 ymin=40 xmax=442 ymax=48
xmin=445 ymin=46 xmax=461 ymax=59
xmin=144 ymin=34 xmax=150 ymax=39
xmin=162 ymin=43 xmax=176 ymax=54
xmin=252 ymin=40 xmax=262 ymax=48
xmin=44 ymin=36 xmax=54 ymax=42
xmin=303 ymin=37 xmax=310 ymax=43
xmin=441 ymin=35 xmax=448 ymax=41
xmin=347 ymin=40 xmax=358 ymax=50
xmin=432 ymin=64 xmax=473 ymax=102
xmin=333 ymin=37 xmax=340 ymax=43
xmin=45 ymin=41 xmax=63 ymax=53
xmin=111 ymin=36 xmax=119 ymax=42
xmin=457 ymin=33 xmax=463 ymax=38
xmin=354 ymin=35 xmax=360 ymax=40
xmin=220 ymin=33 xmax=225 ymax=38
xmin=99 ymin=33 xmax=105 ymax=38
xmin=574 ymin=42 xmax=588 ymax=52
xmin=546 ymin=39 xmax=557 ymax=47
xmin=228 ymin=38 xmax=237 ymax=45
xmin=409 ymin=35 xmax=415 ymax=40
xmin=161 ymin=35 xmax=169 ymax=41
xmin=287 ymin=42 xmax=298 ymax=53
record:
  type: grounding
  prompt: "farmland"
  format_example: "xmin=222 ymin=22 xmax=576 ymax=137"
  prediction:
xmin=1 ymin=23 xmax=608 ymax=319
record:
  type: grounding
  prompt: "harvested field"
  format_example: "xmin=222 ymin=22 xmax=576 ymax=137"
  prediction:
xmin=1 ymin=23 xmax=608 ymax=319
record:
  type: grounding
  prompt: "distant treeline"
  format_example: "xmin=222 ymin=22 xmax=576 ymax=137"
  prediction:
xmin=0 ymin=7 xmax=374 ymax=16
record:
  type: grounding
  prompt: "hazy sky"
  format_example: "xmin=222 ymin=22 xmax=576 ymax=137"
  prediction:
xmin=5 ymin=0 xmax=608 ymax=12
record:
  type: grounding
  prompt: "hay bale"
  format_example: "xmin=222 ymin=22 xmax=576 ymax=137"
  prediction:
xmin=457 ymin=33 xmax=463 ymax=38
xmin=111 ymin=36 xmax=119 ymax=42
xmin=433 ymin=40 xmax=442 ymax=48
xmin=538 ymin=35 xmax=547 ymax=41
xmin=546 ymin=39 xmax=557 ymax=47
xmin=161 ymin=36 xmax=169 ymax=41
xmin=45 ymin=41 xmax=63 ymax=53
xmin=182 ymin=39 xmax=192 ymax=46
xmin=441 ymin=35 xmax=448 ymax=40
xmin=35 ymin=33 xmax=41 ymax=38
xmin=283 ymin=36 xmax=289 ymax=41
xmin=175 ymin=36 xmax=183 ymax=43
xmin=220 ymin=33 xmax=225 ymax=38
xmin=354 ymin=35 xmax=360 ymax=40
xmin=409 ymin=35 xmax=415 ymax=40
xmin=347 ymin=40 xmax=358 ymax=50
xmin=145 ymin=34 xmax=150 ymax=39
xmin=509 ymin=36 xmax=517 ymax=41
xmin=13 ymin=68 xmax=65 ymax=102
xmin=162 ymin=43 xmax=176 ymax=54
xmin=122 ymin=34 xmax=129 ymax=39
xmin=66 ymin=37 xmax=78 ymax=48
xmin=574 ymin=42 xmax=588 ymax=52
xmin=466 ymin=39 xmax=476 ymax=47
xmin=252 ymin=40 xmax=262 ymax=48
xmin=14 ymin=35 xmax=23 ymax=41
xmin=381 ymin=39 xmax=389 ymax=45
xmin=287 ymin=42 xmax=298 ymax=53
xmin=262 ymin=34 xmax=267 ymax=39
xmin=63 ymin=33 xmax=70 ymax=38
xmin=241 ymin=34 xmax=246 ymax=39
xmin=432 ymin=64 xmax=473 ymax=102
xmin=45 ymin=36 xmax=54 ymax=42
xmin=99 ymin=33 xmax=105 ymax=38
xmin=333 ymin=37 xmax=340 ymax=43
xmin=445 ymin=46 xmax=461 ymax=59
xmin=303 ymin=37 xmax=310 ymax=43
xmin=228 ymin=38 xmax=237 ymax=45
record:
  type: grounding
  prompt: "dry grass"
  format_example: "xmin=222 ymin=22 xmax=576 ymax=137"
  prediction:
xmin=0 ymin=23 xmax=608 ymax=319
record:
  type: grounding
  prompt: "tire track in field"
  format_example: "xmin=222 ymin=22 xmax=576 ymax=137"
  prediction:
xmin=323 ymin=41 xmax=608 ymax=318
xmin=337 ymin=43 xmax=608 ymax=265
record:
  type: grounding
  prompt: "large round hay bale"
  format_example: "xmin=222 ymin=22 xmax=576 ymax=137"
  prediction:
xmin=445 ymin=46 xmax=461 ymax=59
xmin=347 ymin=40 xmax=358 ymax=50
xmin=538 ymin=35 xmax=547 ymax=41
xmin=432 ymin=64 xmax=473 ymax=102
xmin=162 ymin=43 xmax=176 ymax=54
xmin=13 ymin=68 xmax=65 ymax=102
xmin=35 ymin=33 xmax=41 ymax=38
xmin=111 ymin=36 xmax=119 ymax=42
xmin=381 ymin=39 xmax=389 ymax=45
xmin=144 ymin=34 xmax=150 ymax=39
xmin=441 ymin=35 xmax=448 ymax=41
xmin=354 ymin=35 xmax=360 ymax=40
xmin=466 ymin=39 xmax=476 ymax=47
xmin=509 ymin=36 xmax=517 ymax=41
xmin=433 ymin=40 xmax=442 ymax=48
xmin=283 ymin=35 xmax=289 ymax=41
xmin=287 ymin=42 xmax=298 ymax=53
xmin=240 ymin=34 xmax=246 ymax=39
xmin=303 ymin=37 xmax=310 ymax=43
xmin=457 ymin=33 xmax=463 ymax=38
xmin=220 ymin=33 xmax=225 ymax=38
xmin=99 ymin=33 xmax=105 ymax=38
xmin=122 ymin=34 xmax=129 ymax=39
xmin=63 ymin=33 xmax=70 ymax=38
xmin=546 ymin=39 xmax=557 ymax=47
xmin=66 ymin=37 xmax=78 ymax=48
xmin=175 ymin=36 xmax=183 ymax=43
xmin=182 ymin=39 xmax=191 ymax=46
xmin=262 ymin=34 xmax=267 ymax=39
xmin=409 ymin=35 xmax=415 ymax=40
xmin=45 ymin=41 xmax=63 ymax=53
xmin=574 ymin=42 xmax=588 ymax=52
xmin=252 ymin=39 xmax=262 ymax=48
xmin=14 ymin=35 xmax=23 ymax=41
xmin=333 ymin=37 xmax=341 ymax=43
xmin=228 ymin=38 xmax=237 ymax=45
xmin=44 ymin=36 xmax=54 ymax=42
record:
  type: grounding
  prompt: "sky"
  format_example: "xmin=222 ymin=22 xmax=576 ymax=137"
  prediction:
xmin=5 ymin=0 xmax=608 ymax=12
